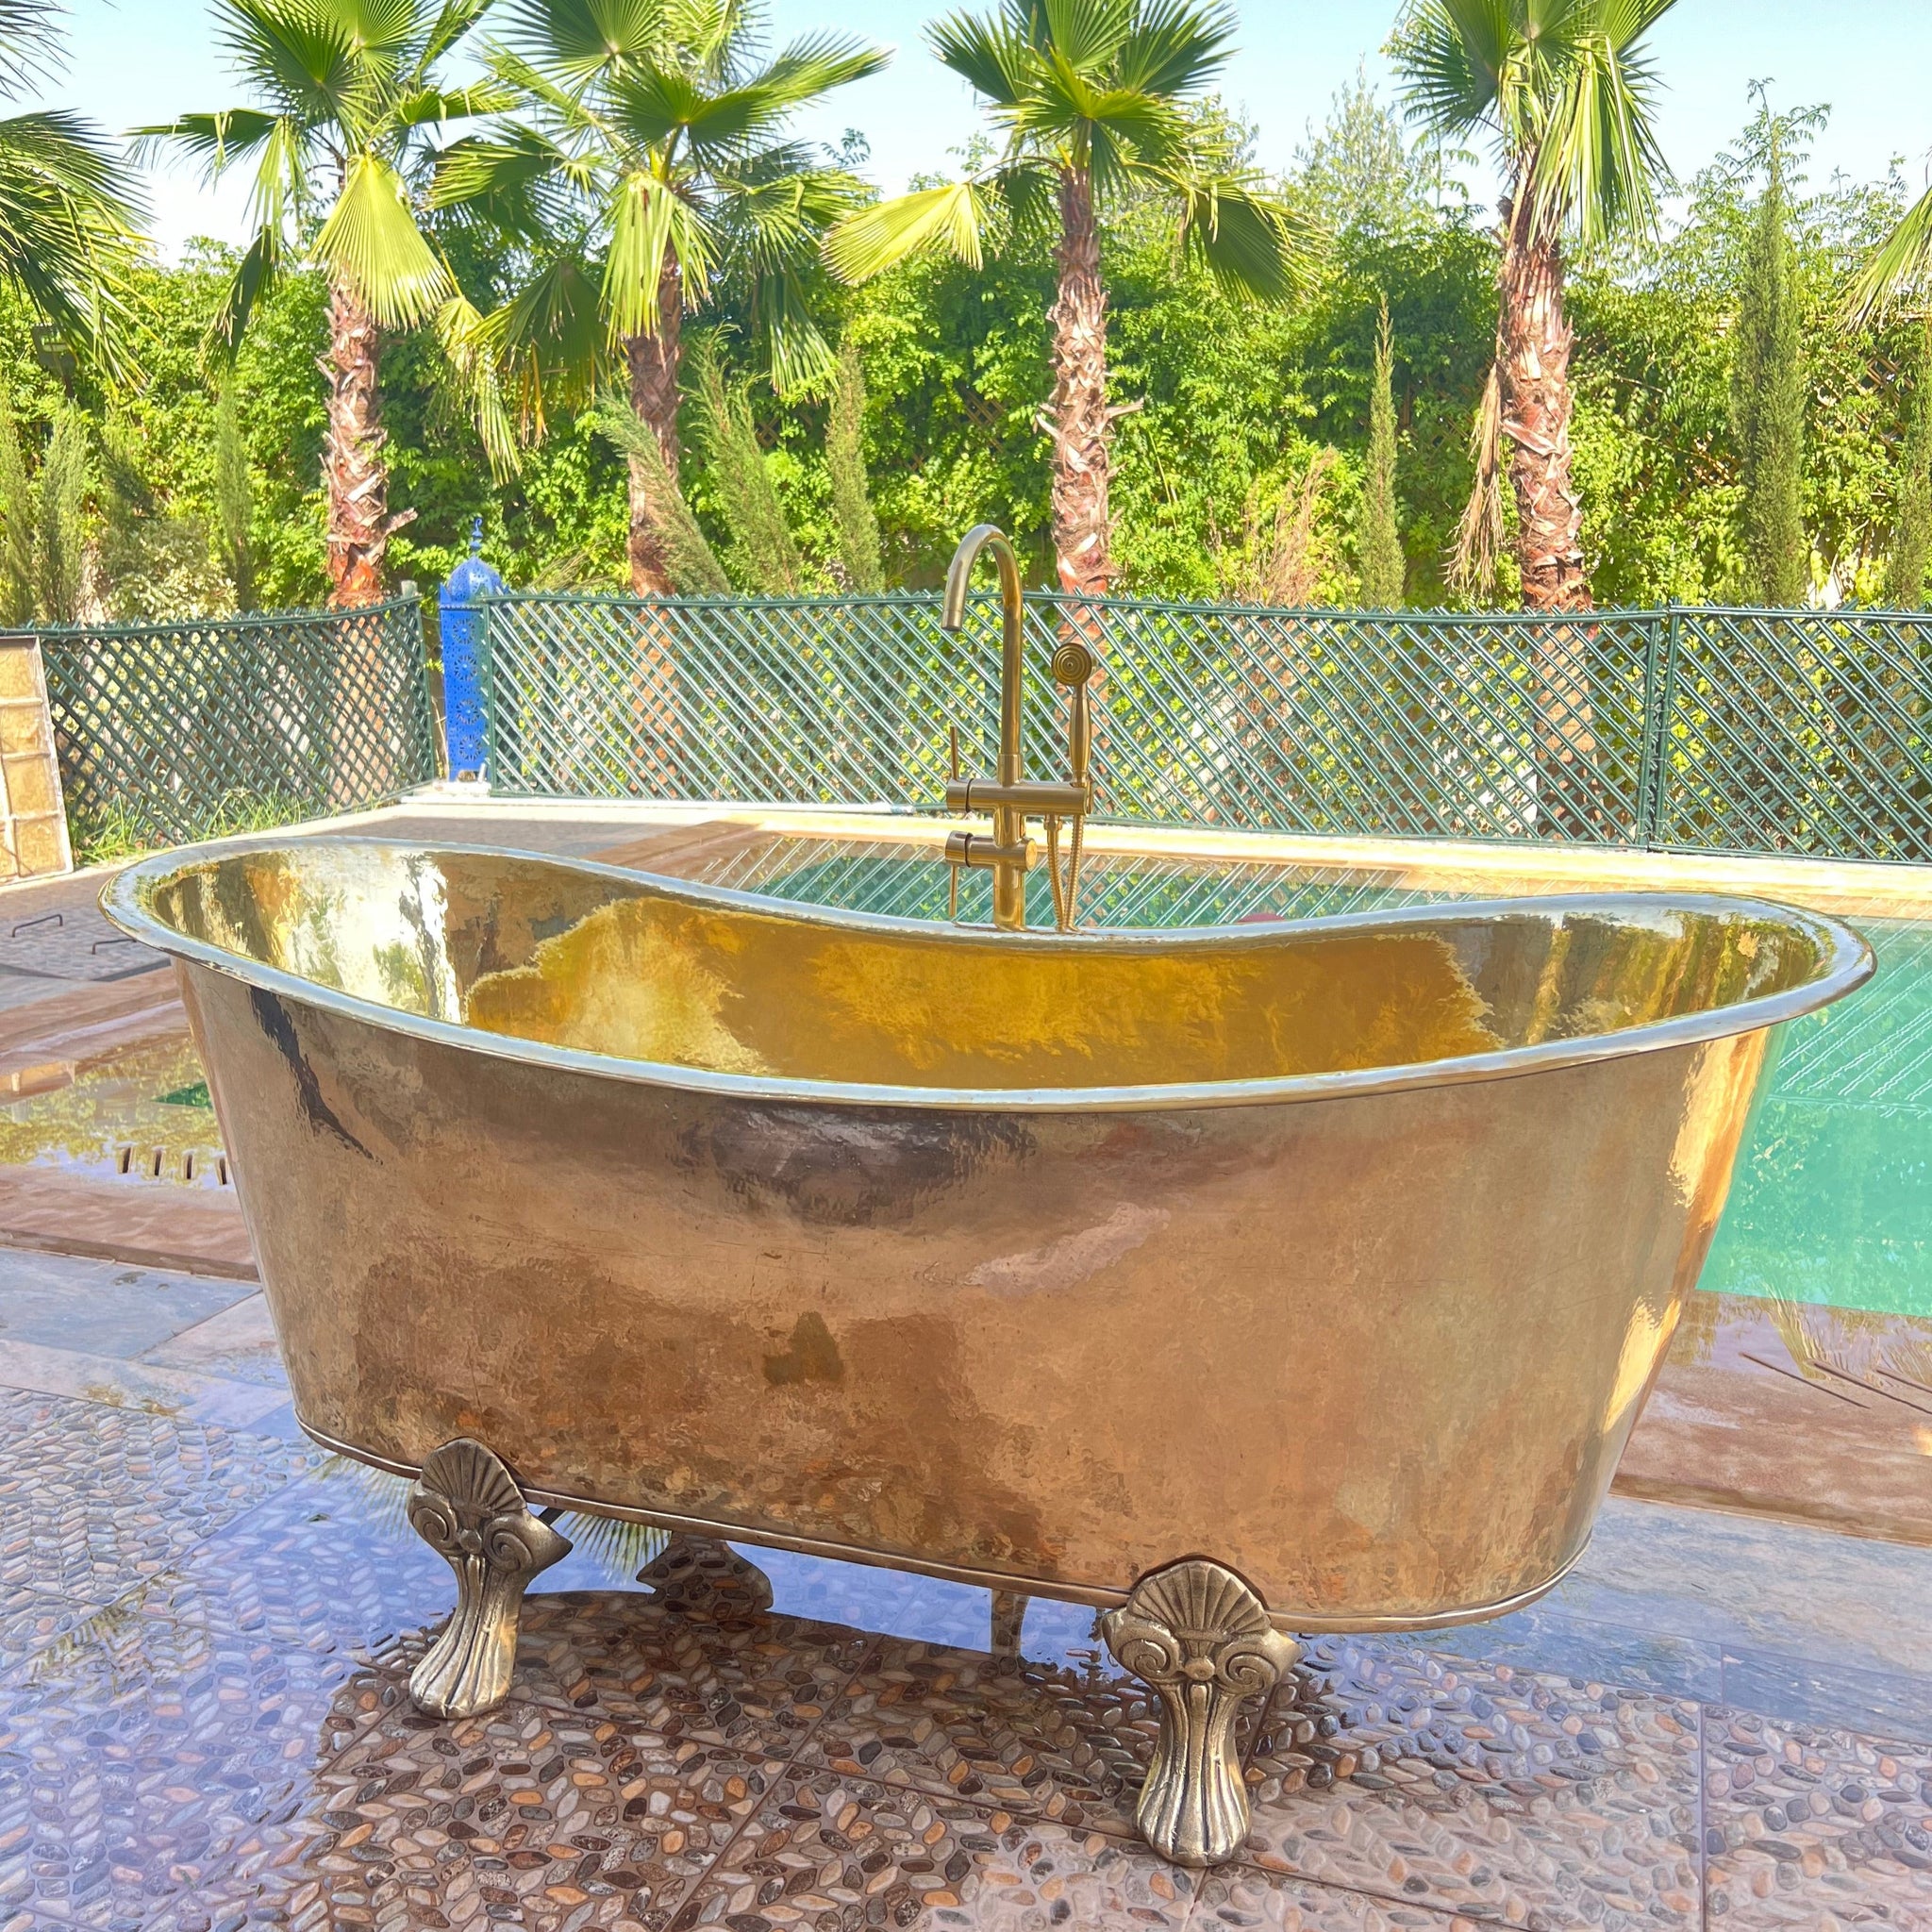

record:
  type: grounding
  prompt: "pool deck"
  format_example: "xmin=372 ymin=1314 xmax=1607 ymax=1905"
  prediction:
xmin=1 ymin=802 xmax=1930 ymax=1924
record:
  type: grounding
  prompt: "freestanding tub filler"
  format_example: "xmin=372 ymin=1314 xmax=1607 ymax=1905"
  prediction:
xmin=105 ymin=836 xmax=1870 ymax=1864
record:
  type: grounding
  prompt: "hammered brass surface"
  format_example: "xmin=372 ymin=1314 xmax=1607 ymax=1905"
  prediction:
xmin=103 ymin=839 xmax=1872 ymax=1631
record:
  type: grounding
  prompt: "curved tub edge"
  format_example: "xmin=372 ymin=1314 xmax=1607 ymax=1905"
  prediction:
xmin=104 ymin=834 xmax=1879 ymax=1116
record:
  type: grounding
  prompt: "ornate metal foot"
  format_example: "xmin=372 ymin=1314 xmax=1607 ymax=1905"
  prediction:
xmin=407 ymin=1439 xmax=571 ymax=1720
xmin=1101 ymin=1557 xmax=1300 ymax=1868
xmin=636 ymin=1533 xmax=773 ymax=1626
xmin=990 ymin=1589 xmax=1028 ymax=1658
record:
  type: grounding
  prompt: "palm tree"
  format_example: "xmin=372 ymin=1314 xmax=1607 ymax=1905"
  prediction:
xmin=0 ymin=1 xmax=143 ymax=379
xmin=141 ymin=0 xmax=507 ymax=606
xmin=1395 ymin=0 xmax=1679 ymax=612
xmin=432 ymin=0 xmax=887 ymax=593
xmin=1847 ymin=175 xmax=1932 ymax=325
xmin=824 ymin=0 xmax=1310 ymax=599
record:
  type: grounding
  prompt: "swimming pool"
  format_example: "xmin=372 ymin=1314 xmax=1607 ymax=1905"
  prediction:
xmin=686 ymin=833 xmax=1932 ymax=1320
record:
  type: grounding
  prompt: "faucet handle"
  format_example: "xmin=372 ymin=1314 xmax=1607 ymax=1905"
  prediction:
xmin=949 ymin=722 xmax=961 ymax=782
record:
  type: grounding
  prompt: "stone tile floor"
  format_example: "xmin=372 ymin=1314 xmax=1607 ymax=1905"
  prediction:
xmin=0 ymin=1250 xmax=1930 ymax=1928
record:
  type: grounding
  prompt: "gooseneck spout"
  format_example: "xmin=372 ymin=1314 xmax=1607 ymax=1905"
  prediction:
xmin=938 ymin=523 xmax=1093 ymax=931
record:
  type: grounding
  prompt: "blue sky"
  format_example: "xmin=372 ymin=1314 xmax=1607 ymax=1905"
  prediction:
xmin=31 ymin=0 xmax=1932 ymax=258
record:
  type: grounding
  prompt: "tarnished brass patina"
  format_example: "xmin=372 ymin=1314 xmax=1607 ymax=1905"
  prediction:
xmin=405 ymin=1437 xmax=571 ymax=1717
xmin=1103 ymin=1559 xmax=1301 ymax=1866
xmin=105 ymin=841 xmax=1870 ymax=1645
xmin=940 ymin=524 xmax=1093 ymax=929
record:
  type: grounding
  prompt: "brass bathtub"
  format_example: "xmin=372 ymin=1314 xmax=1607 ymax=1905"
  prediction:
xmin=105 ymin=836 xmax=1871 ymax=1864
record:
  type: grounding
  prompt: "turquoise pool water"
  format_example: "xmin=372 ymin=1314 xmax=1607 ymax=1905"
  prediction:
xmin=689 ymin=836 xmax=1932 ymax=1319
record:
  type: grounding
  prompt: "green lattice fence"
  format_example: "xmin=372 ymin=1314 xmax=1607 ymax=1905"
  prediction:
xmin=41 ymin=595 xmax=441 ymax=858
xmin=475 ymin=591 xmax=1932 ymax=862
xmin=1650 ymin=608 xmax=1932 ymax=860
xmin=478 ymin=591 xmax=1653 ymax=844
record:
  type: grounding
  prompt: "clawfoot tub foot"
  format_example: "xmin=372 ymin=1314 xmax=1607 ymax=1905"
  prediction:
xmin=1101 ymin=1557 xmax=1300 ymax=1868
xmin=637 ymin=1534 xmax=774 ymax=1625
xmin=990 ymin=1589 xmax=1028 ymax=1659
xmin=406 ymin=1439 xmax=572 ymax=1720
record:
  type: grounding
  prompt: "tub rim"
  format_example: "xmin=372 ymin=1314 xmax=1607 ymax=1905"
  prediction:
xmin=102 ymin=832 xmax=1877 ymax=1115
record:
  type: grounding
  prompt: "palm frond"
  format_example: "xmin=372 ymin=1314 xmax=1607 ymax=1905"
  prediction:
xmin=0 ymin=108 xmax=145 ymax=381
xmin=433 ymin=291 xmax=521 ymax=473
xmin=242 ymin=112 xmax=316 ymax=239
xmin=430 ymin=125 xmax=569 ymax=233
xmin=1529 ymin=6 xmax=1674 ymax=246
xmin=1398 ymin=0 xmax=1678 ymax=247
xmin=1034 ymin=0 xmax=1134 ymax=75
xmin=1450 ymin=356 xmax=1505 ymax=598
xmin=753 ymin=264 xmax=835 ymax=395
xmin=344 ymin=0 xmax=438 ymax=57
xmin=205 ymin=223 xmax=282 ymax=358
xmin=824 ymin=178 xmax=995 ymax=281
xmin=1847 ymin=183 xmax=1932 ymax=325
xmin=0 ymin=0 xmax=70 ymax=106
xmin=394 ymin=79 xmax=517 ymax=129
xmin=502 ymin=0 xmax=668 ymax=87
xmin=129 ymin=107 xmax=283 ymax=177
xmin=603 ymin=58 xmax=708 ymax=149
xmin=488 ymin=248 xmax=607 ymax=425
xmin=608 ymin=35 xmax=883 ymax=162
xmin=313 ymin=149 xmax=453 ymax=325
xmin=603 ymin=167 xmax=708 ymax=334
xmin=418 ymin=0 xmax=495 ymax=72
xmin=212 ymin=0 xmax=368 ymax=125
xmin=484 ymin=42 xmax=599 ymax=124
xmin=1029 ymin=83 xmax=1179 ymax=189
xmin=755 ymin=33 xmax=891 ymax=112
xmin=1394 ymin=0 xmax=1506 ymax=140
xmin=994 ymin=156 xmax=1058 ymax=243
xmin=1112 ymin=0 xmax=1234 ymax=98
xmin=928 ymin=8 xmax=1031 ymax=108
xmin=1172 ymin=174 xmax=1318 ymax=302
xmin=715 ymin=157 xmax=864 ymax=268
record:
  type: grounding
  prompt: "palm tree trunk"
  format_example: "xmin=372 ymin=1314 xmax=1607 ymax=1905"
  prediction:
xmin=324 ymin=276 xmax=402 ymax=608
xmin=1497 ymin=199 xmax=1598 ymax=835
xmin=1049 ymin=165 xmax=1112 ymax=597
xmin=625 ymin=250 xmax=684 ymax=597
xmin=1497 ymin=206 xmax=1589 ymax=613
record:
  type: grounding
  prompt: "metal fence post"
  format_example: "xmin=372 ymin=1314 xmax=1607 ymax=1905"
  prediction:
xmin=1636 ymin=605 xmax=1665 ymax=846
xmin=1641 ymin=600 xmax=1684 ymax=849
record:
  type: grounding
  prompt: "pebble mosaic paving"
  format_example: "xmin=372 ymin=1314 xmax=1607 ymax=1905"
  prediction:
xmin=0 ymin=1253 xmax=1929 ymax=1927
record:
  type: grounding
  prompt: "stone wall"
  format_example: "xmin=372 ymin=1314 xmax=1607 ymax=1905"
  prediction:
xmin=0 ymin=637 xmax=71 ymax=878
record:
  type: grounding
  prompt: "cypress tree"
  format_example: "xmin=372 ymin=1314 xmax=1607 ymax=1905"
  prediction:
xmin=1731 ymin=133 xmax=1808 ymax=606
xmin=1890 ymin=319 xmax=1932 ymax=608
xmin=828 ymin=341 xmax=884 ymax=592
xmin=33 ymin=411 xmax=89 ymax=625
xmin=214 ymin=387 xmax=257 ymax=613
xmin=0 ymin=393 xmax=32 ymax=625
xmin=1356 ymin=294 xmax=1404 ymax=608
xmin=590 ymin=395 xmax=729 ymax=595
xmin=694 ymin=351 xmax=803 ymax=595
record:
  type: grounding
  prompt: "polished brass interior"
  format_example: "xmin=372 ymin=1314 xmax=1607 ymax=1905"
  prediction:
xmin=133 ymin=839 xmax=1851 ymax=1099
xmin=939 ymin=524 xmax=1093 ymax=930
xmin=105 ymin=837 xmax=1871 ymax=1641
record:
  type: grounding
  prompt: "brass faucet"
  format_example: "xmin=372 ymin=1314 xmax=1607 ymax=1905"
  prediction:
xmin=938 ymin=524 xmax=1094 ymax=932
